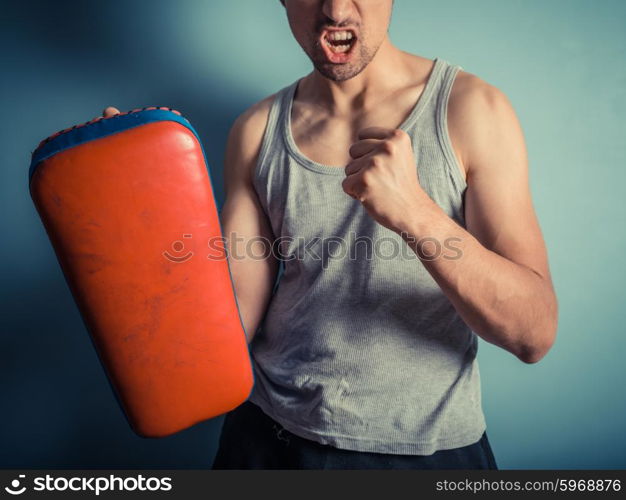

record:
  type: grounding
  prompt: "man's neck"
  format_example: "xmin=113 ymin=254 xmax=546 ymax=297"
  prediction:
xmin=298 ymin=38 xmax=422 ymax=116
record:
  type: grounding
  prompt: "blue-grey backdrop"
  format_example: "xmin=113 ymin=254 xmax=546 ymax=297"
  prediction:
xmin=1 ymin=0 xmax=624 ymax=469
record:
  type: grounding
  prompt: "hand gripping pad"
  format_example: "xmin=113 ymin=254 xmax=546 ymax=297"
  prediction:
xmin=29 ymin=107 xmax=253 ymax=437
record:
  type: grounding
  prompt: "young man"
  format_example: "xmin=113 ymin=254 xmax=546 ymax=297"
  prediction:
xmin=210 ymin=0 xmax=558 ymax=469
xmin=109 ymin=0 xmax=557 ymax=469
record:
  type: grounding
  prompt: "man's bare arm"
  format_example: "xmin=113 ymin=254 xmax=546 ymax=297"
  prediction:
xmin=408 ymin=75 xmax=558 ymax=363
xmin=342 ymin=75 xmax=558 ymax=364
xmin=220 ymin=96 xmax=279 ymax=343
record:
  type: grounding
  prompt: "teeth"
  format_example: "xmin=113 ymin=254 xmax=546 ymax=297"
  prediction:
xmin=327 ymin=30 xmax=353 ymax=41
xmin=329 ymin=43 xmax=351 ymax=53
xmin=323 ymin=30 xmax=355 ymax=54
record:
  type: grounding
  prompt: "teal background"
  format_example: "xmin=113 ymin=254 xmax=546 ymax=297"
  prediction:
xmin=1 ymin=0 xmax=625 ymax=469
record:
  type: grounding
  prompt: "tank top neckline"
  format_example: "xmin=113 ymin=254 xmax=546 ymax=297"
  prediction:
xmin=281 ymin=57 xmax=446 ymax=175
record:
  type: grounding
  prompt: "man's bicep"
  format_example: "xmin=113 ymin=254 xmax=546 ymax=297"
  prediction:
xmin=221 ymin=184 xmax=276 ymax=258
xmin=462 ymin=84 xmax=551 ymax=280
xmin=220 ymin=102 xmax=277 ymax=269
xmin=221 ymin=182 xmax=278 ymax=341
xmin=219 ymin=101 xmax=279 ymax=341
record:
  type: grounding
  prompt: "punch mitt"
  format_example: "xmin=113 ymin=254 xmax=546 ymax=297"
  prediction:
xmin=29 ymin=107 xmax=253 ymax=438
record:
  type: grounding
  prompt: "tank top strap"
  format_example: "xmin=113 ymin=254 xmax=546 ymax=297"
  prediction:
xmin=400 ymin=57 xmax=461 ymax=126
xmin=434 ymin=60 xmax=467 ymax=193
xmin=255 ymin=83 xmax=294 ymax=178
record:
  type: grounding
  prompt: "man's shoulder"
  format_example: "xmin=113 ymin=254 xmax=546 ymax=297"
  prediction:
xmin=230 ymin=93 xmax=278 ymax=144
xmin=450 ymin=68 xmax=513 ymax=117
xmin=409 ymin=54 xmax=513 ymax=113
xmin=224 ymin=91 xmax=284 ymax=185
xmin=447 ymin=66 xmax=522 ymax=175
xmin=224 ymin=92 xmax=278 ymax=173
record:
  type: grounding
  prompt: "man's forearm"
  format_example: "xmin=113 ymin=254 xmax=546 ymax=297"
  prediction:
xmin=396 ymin=201 xmax=558 ymax=364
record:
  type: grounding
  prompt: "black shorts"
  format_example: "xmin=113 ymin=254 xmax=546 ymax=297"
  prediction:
xmin=212 ymin=401 xmax=499 ymax=470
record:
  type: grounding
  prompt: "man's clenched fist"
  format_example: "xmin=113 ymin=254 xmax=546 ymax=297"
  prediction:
xmin=342 ymin=126 xmax=429 ymax=233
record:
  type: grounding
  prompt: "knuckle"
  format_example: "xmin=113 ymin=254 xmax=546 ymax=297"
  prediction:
xmin=369 ymin=156 xmax=383 ymax=169
xmin=381 ymin=140 xmax=395 ymax=155
xmin=361 ymin=169 xmax=373 ymax=185
xmin=393 ymin=128 xmax=409 ymax=143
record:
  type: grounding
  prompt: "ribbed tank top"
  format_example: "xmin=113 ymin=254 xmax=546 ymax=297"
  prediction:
xmin=248 ymin=57 xmax=487 ymax=455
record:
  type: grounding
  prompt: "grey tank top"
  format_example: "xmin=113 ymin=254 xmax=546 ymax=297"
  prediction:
xmin=248 ymin=57 xmax=487 ymax=455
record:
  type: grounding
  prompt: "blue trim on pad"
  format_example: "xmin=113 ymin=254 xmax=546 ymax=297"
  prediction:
xmin=29 ymin=109 xmax=197 ymax=182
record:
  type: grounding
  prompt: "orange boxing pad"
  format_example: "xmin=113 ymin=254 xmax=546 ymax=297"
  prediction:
xmin=29 ymin=107 xmax=253 ymax=438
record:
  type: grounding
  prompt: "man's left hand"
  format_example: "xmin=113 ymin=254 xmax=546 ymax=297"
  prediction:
xmin=342 ymin=126 xmax=431 ymax=233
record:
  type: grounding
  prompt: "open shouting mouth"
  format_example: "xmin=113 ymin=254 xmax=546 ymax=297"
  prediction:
xmin=320 ymin=29 xmax=357 ymax=63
